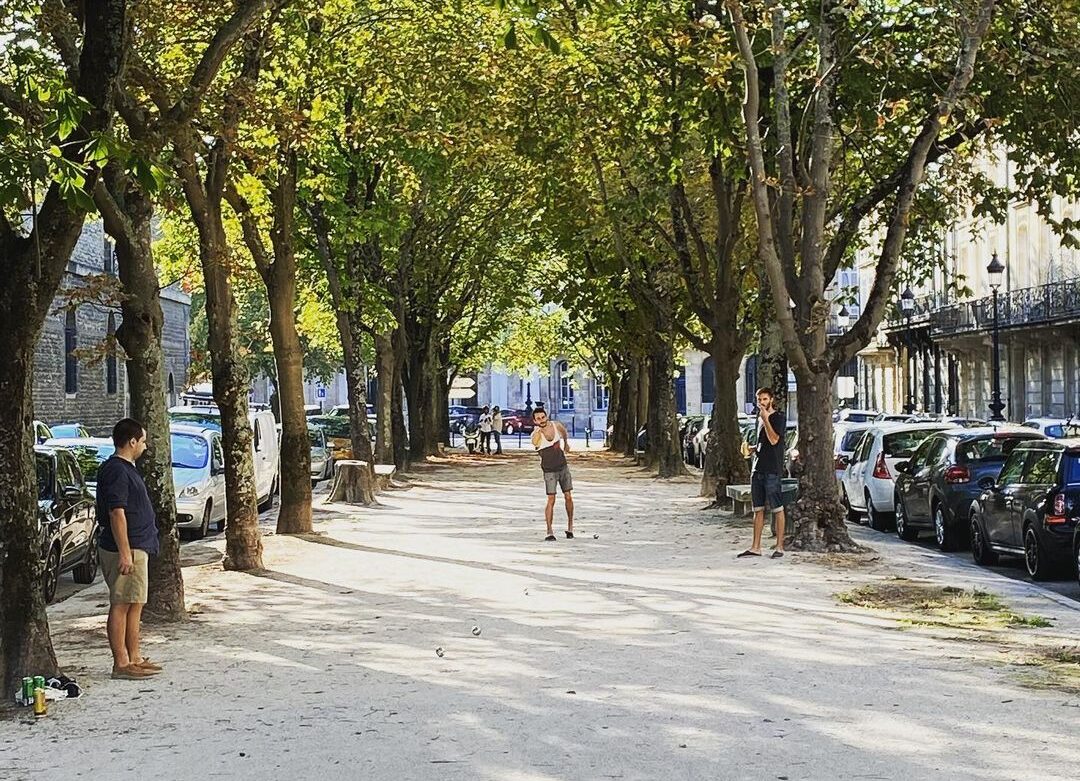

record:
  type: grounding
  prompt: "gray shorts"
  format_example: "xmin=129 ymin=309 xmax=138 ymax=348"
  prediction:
xmin=543 ymin=466 xmax=573 ymax=495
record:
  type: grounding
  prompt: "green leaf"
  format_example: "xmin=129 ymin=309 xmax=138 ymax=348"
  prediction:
xmin=503 ymin=22 xmax=518 ymax=50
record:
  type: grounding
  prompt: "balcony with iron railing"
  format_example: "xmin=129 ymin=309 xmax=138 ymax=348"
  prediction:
xmin=886 ymin=277 xmax=1080 ymax=339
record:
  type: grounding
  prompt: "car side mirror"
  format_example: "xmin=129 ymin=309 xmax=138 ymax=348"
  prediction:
xmin=63 ymin=485 xmax=83 ymax=500
xmin=894 ymin=461 xmax=910 ymax=474
xmin=211 ymin=463 xmax=225 ymax=477
xmin=977 ymin=476 xmax=996 ymax=490
xmin=837 ymin=455 xmax=850 ymax=467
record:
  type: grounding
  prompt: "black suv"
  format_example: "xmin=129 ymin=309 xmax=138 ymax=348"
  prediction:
xmin=893 ymin=428 xmax=1044 ymax=551
xmin=35 ymin=446 xmax=99 ymax=602
xmin=969 ymin=439 xmax=1080 ymax=581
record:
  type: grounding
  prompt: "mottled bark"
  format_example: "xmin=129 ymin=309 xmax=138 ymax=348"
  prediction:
xmin=391 ymin=339 xmax=409 ymax=471
xmin=757 ymin=292 xmax=788 ymax=411
xmin=647 ymin=342 xmax=688 ymax=478
xmin=98 ymin=172 xmax=185 ymax=620
xmin=404 ymin=333 xmax=442 ymax=458
xmin=634 ymin=357 xmax=650 ymax=457
xmin=790 ymin=372 xmax=858 ymax=551
xmin=327 ymin=460 xmax=375 ymax=505
xmin=700 ymin=342 xmax=750 ymax=504
xmin=0 ymin=0 xmax=128 ymax=693
xmin=374 ymin=331 xmax=395 ymax=464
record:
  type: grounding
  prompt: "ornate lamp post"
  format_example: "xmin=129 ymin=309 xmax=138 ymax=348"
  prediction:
xmin=836 ymin=304 xmax=850 ymax=330
xmin=900 ymin=287 xmax=915 ymax=413
xmin=987 ymin=252 xmax=1006 ymax=422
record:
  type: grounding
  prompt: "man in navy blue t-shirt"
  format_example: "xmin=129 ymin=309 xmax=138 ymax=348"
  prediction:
xmin=96 ymin=418 xmax=162 ymax=680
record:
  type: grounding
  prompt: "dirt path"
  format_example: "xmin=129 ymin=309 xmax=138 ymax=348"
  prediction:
xmin=5 ymin=450 xmax=1079 ymax=780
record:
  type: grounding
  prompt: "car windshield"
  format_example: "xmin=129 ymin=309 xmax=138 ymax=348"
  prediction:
xmin=1064 ymin=454 xmax=1080 ymax=484
xmin=171 ymin=433 xmax=209 ymax=469
xmin=844 ymin=413 xmax=876 ymax=423
xmin=35 ymin=454 xmax=51 ymax=499
xmin=957 ymin=435 xmax=1035 ymax=464
xmin=70 ymin=444 xmax=115 ymax=481
xmin=170 ymin=412 xmax=222 ymax=431
xmin=883 ymin=429 xmax=940 ymax=457
xmin=311 ymin=416 xmax=350 ymax=437
xmin=308 ymin=428 xmax=326 ymax=448
xmin=1045 ymin=423 xmax=1080 ymax=438
xmin=51 ymin=424 xmax=84 ymax=438
xmin=840 ymin=430 xmax=867 ymax=451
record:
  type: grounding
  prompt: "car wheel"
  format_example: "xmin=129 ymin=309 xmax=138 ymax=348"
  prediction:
xmin=196 ymin=500 xmax=212 ymax=539
xmin=969 ymin=511 xmax=998 ymax=566
xmin=841 ymin=488 xmax=860 ymax=524
xmin=895 ymin=497 xmax=918 ymax=541
xmin=1024 ymin=526 xmax=1057 ymax=581
xmin=866 ymin=493 xmax=890 ymax=532
xmin=42 ymin=544 xmax=60 ymax=604
xmin=257 ymin=478 xmax=276 ymax=513
xmin=506 ymin=423 xmax=515 ymax=435
xmin=72 ymin=540 xmax=98 ymax=584
xmin=934 ymin=504 xmax=959 ymax=552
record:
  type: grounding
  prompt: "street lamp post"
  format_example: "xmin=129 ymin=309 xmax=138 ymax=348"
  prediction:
xmin=900 ymin=287 xmax=915 ymax=414
xmin=987 ymin=252 xmax=1006 ymax=422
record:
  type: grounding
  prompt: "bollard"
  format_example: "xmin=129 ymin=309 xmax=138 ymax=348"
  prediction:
xmin=585 ymin=428 xmax=591 ymax=449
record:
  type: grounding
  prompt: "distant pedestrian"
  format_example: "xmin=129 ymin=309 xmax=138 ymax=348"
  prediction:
xmin=491 ymin=406 xmax=504 ymax=454
xmin=478 ymin=406 xmax=493 ymax=454
xmin=96 ymin=418 xmax=163 ymax=679
xmin=531 ymin=408 xmax=574 ymax=541
xmin=738 ymin=388 xmax=786 ymax=559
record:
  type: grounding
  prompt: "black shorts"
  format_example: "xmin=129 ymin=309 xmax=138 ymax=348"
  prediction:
xmin=751 ymin=472 xmax=784 ymax=514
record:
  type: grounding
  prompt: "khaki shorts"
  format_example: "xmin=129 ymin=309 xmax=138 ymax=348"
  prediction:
xmin=544 ymin=466 xmax=573 ymax=495
xmin=100 ymin=549 xmax=149 ymax=605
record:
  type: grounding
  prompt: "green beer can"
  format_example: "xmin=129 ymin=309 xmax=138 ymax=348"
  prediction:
xmin=22 ymin=677 xmax=34 ymax=704
xmin=33 ymin=675 xmax=45 ymax=694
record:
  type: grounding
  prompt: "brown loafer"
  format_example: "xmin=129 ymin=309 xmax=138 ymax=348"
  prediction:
xmin=111 ymin=664 xmax=159 ymax=680
xmin=135 ymin=658 xmax=163 ymax=672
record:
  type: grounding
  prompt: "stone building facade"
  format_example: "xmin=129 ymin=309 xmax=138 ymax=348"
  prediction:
xmin=860 ymin=153 xmax=1080 ymax=421
xmin=32 ymin=221 xmax=191 ymax=435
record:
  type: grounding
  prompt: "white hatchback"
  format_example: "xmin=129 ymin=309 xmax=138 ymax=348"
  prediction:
xmin=841 ymin=422 xmax=952 ymax=530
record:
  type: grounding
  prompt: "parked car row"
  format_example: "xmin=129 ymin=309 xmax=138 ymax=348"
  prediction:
xmin=449 ymin=405 xmax=535 ymax=435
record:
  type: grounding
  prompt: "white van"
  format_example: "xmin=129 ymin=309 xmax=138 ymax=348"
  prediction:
xmin=169 ymin=405 xmax=280 ymax=511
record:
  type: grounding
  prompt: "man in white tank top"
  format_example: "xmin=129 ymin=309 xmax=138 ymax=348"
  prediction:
xmin=530 ymin=407 xmax=574 ymax=541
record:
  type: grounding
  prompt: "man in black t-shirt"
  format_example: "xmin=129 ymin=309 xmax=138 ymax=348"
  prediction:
xmin=96 ymin=418 xmax=162 ymax=680
xmin=738 ymin=387 xmax=787 ymax=559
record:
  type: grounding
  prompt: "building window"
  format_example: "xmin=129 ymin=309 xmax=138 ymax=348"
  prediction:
xmin=558 ymin=360 xmax=574 ymax=410
xmin=64 ymin=309 xmax=77 ymax=394
xmin=106 ymin=314 xmax=118 ymax=395
xmin=594 ymin=376 xmax=609 ymax=410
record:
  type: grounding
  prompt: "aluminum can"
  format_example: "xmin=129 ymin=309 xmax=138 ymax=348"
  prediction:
xmin=21 ymin=677 xmax=34 ymax=704
xmin=33 ymin=675 xmax=45 ymax=692
xmin=33 ymin=688 xmax=47 ymax=717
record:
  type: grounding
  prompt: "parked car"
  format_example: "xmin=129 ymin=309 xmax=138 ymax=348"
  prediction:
xmin=833 ymin=409 xmax=879 ymax=424
xmin=35 ymin=445 xmax=98 ymax=603
xmin=169 ymin=406 xmax=280 ymax=512
xmin=917 ymin=415 xmax=987 ymax=428
xmin=683 ymin=416 xmax=707 ymax=464
xmin=171 ymin=423 xmax=228 ymax=538
xmin=782 ymin=427 xmax=801 ymax=477
xmin=692 ymin=418 xmax=711 ymax=466
xmin=1020 ymin=418 xmax=1080 ymax=439
xmin=33 ymin=420 xmax=53 ymax=444
xmin=43 ymin=437 xmax=115 ymax=496
xmin=49 ymin=423 xmax=91 ymax=438
xmin=310 ymin=415 xmax=353 ymax=461
xmin=874 ymin=413 xmax=921 ymax=424
xmin=326 ymin=403 xmax=376 ymax=418
xmin=841 ymin=422 xmax=953 ymax=530
xmin=501 ymin=409 xmax=534 ymax=435
xmin=308 ymin=423 xmax=334 ymax=485
xmin=449 ymin=405 xmax=485 ymax=434
xmin=833 ymin=423 xmax=873 ymax=483
xmin=892 ymin=427 xmax=1046 ymax=550
xmin=969 ymin=439 xmax=1080 ymax=580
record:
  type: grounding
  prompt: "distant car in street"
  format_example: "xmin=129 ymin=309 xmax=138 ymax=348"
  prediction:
xmin=308 ymin=423 xmax=334 ymax=485
xmin=43 ymin=437 xmax=115 ymax=497
xmin=892 ymin=427 xmax=1045 ymax=550
xmin=171 ymin=423 xmax=228 ymax=539
xmin=309 ymin=415 xmax=375 ymax=462
xmin=682 ymin=415 xmax=707 ymax=464
xmin=449 ymin=405 xmax=485 ymax=434
xmin=840 ymin=422 xmax=952 ymax=530
xmin=35 ymin=445 xmax=98 ymax=603
xmin=327 ymin=403 xmax=376 ymax=418
xmin=500 ymin=409 xmax=534 ymax=435
xmin=969 ymin=438 xmax=1080 ymax=581
xmin=874 ymin=413 xmax=921 ymax=424
xmin=832 ymin=423 xmax=873 ymax=483
xmin=1020 ymin=417 xmax=1080 ymax=439
xmin=833 ymin=409 xmax=880 ymax=424
xmin=33 ymin=420 xmax=53 ymax=444
xmin=49 ymin=423 xmax=91 ymax=438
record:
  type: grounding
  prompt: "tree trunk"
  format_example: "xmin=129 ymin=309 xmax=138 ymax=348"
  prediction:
xmin=617 ymin=359 xmax=638 ymax=456
xmin=343 ymin=313 xmax=376 ymax=472
xmin=103 ymin=176 xmax=185 ymax=620
xmin=327 ymin=460 xmax=375 ymax=504
xmin=700 ymin=342 xmax=750 ymax=504
xmin=201 ymin=225 xmax=264 ymax=571
xmin=790 ymin=371 xmax=859 ymax=551
xmin=404 ymin=333 xmax=442 ymax=458
xmin=648 ymin=341 xmax=688 ymax=478
xmin=633 ymin=357 xmax=649 ymax=457
xmin=391 ymin=339 xmax=409 ymax=470
xmin=374 ymin=331 xmax=395 ymax=463
xmin=265 ymin=263 xmax=312 ymax=535
xmin=606 ymin=359 xmax=623 ymax=450
xmin=757 ymin=281 xmax=789 ymax=412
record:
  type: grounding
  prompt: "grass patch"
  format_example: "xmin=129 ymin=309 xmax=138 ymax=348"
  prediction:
xmin=1013 ymin=645 xmax=1080 ymax=694
xmin=837 ymin=578 xmax=1052 ymax=631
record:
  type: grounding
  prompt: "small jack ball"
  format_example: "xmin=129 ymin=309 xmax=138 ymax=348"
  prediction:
xmin=435 ymin=647 xmax=444 ymax=657
xmin=471 ymin=626 xmax=481 ymax=636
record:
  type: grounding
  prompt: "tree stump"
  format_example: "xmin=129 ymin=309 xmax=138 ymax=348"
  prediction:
xmin=327 ymin=460 xmax=376 ymax=505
